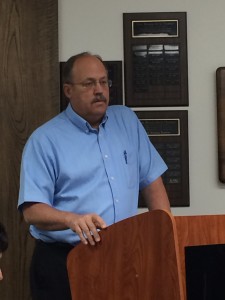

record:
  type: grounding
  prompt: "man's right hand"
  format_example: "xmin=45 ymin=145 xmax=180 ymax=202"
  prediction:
xmin=65 ymin=213 xmax=107 ymax=246
xmin=23 ymin=202 xmax=107 ymax=246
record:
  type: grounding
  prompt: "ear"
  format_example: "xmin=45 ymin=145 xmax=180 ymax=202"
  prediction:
xmin=63 ymin=84 xmax=72 ymax=99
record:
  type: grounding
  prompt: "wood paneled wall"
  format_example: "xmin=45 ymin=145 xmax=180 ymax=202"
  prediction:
xmin=0 ymin=1 xmax=59 ymax=299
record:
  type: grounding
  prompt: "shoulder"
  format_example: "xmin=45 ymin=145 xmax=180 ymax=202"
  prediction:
xmin=26 ymin=112 xmax=66 ymax=146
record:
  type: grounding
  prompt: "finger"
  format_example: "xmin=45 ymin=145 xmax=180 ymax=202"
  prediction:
xmin=93 ymin=215 xmax=107 ymax=229
xmin=82 ymin=225 xmax=96 ymax=246
xmin=75 ymin=225 xmax=89 ymax=245
xmin=88 ymin=223 xmax=101 ymax=243
xmin=78 ymin=220 xmax=98 ymax=246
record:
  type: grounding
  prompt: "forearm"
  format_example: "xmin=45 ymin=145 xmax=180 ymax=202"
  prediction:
xmin=22 ymin=202 xmax=74 ymax=231
xmin=141 ymin=177 xmax=171 ymax=212
xmin=22 ymin=202 xmax=107 ymax=245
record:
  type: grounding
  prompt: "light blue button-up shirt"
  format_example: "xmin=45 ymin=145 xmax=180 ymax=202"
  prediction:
xmin=18 ymin=104 xmax=167 ymax=245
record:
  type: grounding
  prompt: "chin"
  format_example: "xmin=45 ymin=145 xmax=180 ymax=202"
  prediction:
xmin=94 ymin=102 xmax=108 ymax=111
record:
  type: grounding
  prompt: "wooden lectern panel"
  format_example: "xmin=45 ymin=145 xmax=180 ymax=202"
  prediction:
xmin=67 ymin=210 xmax=184 ymax=300
xmin=175 ymin=215 xmax=225 ymax=300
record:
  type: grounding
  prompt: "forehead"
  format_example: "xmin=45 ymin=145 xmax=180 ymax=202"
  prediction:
xmin=72 ymin=56 xmax=107 ymax=79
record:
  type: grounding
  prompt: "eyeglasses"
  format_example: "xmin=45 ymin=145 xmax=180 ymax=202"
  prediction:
xmin=68 ymin=79 xmax=112 ymax=89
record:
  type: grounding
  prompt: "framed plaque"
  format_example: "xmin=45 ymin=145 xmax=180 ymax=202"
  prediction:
xmin=123 ymin=12 xmax=189 ymax=107
xmin=136 ymin=110 xmax=189 ymax=207
xmin=216 ymin=67 xmax=225 ymax=183
xmin=60 ymin=61 xmax=123 ymax=111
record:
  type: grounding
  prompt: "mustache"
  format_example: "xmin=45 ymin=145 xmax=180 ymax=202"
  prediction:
xmin=92 ymin=94 xmax=107 ymax=102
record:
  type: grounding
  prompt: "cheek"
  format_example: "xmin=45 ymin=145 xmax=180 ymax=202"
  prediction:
xmin=70 ymin=93 xmax=93 ymax=111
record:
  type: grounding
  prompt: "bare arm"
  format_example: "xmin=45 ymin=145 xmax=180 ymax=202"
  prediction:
xmin=140 ymin=177 xmax=171 ymax=212
xmin=22 ymin=203 xmax=107 ymax=245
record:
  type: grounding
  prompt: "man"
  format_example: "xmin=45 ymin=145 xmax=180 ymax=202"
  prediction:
xmin=18 ymin=52 xmax=170 ymax=299
xmin=0 ymin=222 xmax=8 ymax=281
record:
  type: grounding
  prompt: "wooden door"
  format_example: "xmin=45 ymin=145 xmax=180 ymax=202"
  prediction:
xmin=0 ymin=1 xmax=59 ymax=299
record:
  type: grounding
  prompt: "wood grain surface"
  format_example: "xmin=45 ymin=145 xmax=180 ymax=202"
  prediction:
xmin=0 ymin=1 xmax=59 ymax=299
xmin=68 ymin=210 xmax=184 ymax=300
xmin=175 ymin=214 xmax=225 ymax=300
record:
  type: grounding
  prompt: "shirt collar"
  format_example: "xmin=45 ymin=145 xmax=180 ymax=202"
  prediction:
xmin=65 ymin=103 xmax=108 ymax=132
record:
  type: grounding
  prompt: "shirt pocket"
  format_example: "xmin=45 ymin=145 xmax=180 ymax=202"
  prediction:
xmin=123 ymin=150 xmax=138 ymax=188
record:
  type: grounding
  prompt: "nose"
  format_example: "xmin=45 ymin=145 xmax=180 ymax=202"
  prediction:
xmin=93 ymin=82 xmax=104 ymax=94
xmin=0 ymin=268 xmax=3 ymax=280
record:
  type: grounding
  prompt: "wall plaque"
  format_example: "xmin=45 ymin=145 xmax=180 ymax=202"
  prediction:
xmin=136 ymin=110 xmax=189 ymax=207
xmin=123 ymin=12 xmax=189 ymax=107
xmin=216 ymin=67 xmax=225 ymax=183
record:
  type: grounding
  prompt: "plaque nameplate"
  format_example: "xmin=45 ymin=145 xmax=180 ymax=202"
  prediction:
xmin=140 ymin=119 xmax=180 ymax=136
xmin=132 ymin=20 xmax=179 ymax=38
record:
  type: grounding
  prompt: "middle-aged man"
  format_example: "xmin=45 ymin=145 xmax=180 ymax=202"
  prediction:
xmin=18 ymin=52 xmax=171 ymax=299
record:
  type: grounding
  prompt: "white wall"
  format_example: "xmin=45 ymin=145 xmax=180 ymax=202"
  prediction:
xmin=58 ymin=0 xmax=225 ymax=216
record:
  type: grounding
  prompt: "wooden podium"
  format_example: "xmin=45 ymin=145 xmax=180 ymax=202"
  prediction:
xmin=175 ymin=214 xmax=225 ymax=300
xmin=67 ymin=210 xmax=184 ymax=300
xmin=67 ymin=211 xmax=225 ymax=300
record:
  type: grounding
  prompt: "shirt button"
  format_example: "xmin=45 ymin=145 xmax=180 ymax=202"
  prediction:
xmin=110 ymin=176 xmax=115 ymax=180
xmin=104 ymin=154 xmax=108 ymax=159
xmin=115 ymin=199 xmax=119 ymax=203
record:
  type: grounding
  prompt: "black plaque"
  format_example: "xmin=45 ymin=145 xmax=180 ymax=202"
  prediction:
xmin=123 ymin=12 xmax=189 ymax=107
xmin=136 ymin=110 xmax=189 ymax=207
xmin=60 ymin=61 xmax=123 ymax=111
xmin=105 ymin=61 xmax=123 ymax=106
xmin=60 ymin=62 xmax=69 ymax=111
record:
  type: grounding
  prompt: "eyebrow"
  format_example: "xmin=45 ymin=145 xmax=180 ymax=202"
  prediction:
xmin=84 ymin=75 xmax=108 ymax=81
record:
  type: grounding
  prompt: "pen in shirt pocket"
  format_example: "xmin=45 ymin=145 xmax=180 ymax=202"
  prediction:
xmin=123 ymin=150 xmax=128 ymax=164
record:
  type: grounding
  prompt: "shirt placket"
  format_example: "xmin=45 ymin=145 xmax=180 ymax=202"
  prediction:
xmin=97 ymin=126 xmax=121 ymax=223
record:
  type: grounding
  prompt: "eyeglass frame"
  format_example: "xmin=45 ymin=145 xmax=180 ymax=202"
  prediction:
xmin=67 ymin=78 xmax=112 ymax=89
